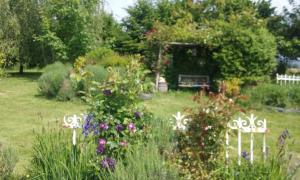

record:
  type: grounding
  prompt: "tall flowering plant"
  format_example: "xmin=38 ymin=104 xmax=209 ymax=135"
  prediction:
xmin=172 ymin=92 xmax=243 ymax=179
xmin=81 ymin=60 xmax=153 ymax=171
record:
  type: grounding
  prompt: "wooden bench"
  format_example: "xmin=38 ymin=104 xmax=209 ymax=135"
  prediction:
xmin=178 ymin=74 xmax=209 ymax=88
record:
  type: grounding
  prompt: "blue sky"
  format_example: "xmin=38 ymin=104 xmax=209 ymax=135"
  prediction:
xmin=105 ymin=0 xmax=295 ymax=21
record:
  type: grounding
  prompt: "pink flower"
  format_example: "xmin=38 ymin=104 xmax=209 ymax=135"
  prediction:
xmin=98 ymin=138 xmax=106 ymax=145
xmin=119 ymin=141 xmax=128 ymax=147
xmin=128 ymin=123 xmax=136 ymax=132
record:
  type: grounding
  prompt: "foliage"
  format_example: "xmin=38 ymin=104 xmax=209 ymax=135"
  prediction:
xmin=214 ymin=157 xmax=290 ymax=180
xmin=240 ymin=76 xmax=271 ymax=87
xmin=75 ymin=64 xmax=108 ymax=94
xmin=85 ymin=47 xmax=130 ymax=67
xmin=110 ymin=141 xmax=179 ymax=180
xmin=220 ymin=78 xmax=241 ymax=97
xmin=5 ymin=0 xmax=124 ymax=69
xmin=214 ymin=129 xmax=296 ymax=180
xmin=57 ymin=79 xmax=76 ymax=101
xmin=10 ymin=0 xmax=45 ymax=71
xmin=82 ymin=59 xmax=153 ymax=173
xmin=0 ymin=0 xmax=19 ymax=68
xmin=28 ymin=128 xmax=98 ymax=179
xmin=0 ymin=52 xmax=7 ymax=77
xmin=172 ymin=92 xmax=242 ymax=179
xmin=241 ymin=83 xmax=300 ymax=108
xmin=145 ymin=0 xmax=277 ymax=81
xmin=211 ymin=20 xmax=277 ymax=79
xmin=38 ymin=62 xmax=73 ymax=99
xmin=71 ymin=48 xmax=133 ymax=95
xmin=85 ymin=65 xmax=108 ymax=84
xmin=0 ymin=146 xmax=18 ymax=179
xmin=107 ymin=116 xmax=180 ymax=180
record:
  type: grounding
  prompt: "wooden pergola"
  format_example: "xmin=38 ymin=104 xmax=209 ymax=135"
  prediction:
xmin=155 ymin=42 xmax=201 ymax=89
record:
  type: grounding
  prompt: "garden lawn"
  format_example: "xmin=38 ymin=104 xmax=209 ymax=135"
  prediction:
xmin=0 ymin=72 xmax=86 ymax=174
xmin=1 ymin=73 xmax=300 ymax=177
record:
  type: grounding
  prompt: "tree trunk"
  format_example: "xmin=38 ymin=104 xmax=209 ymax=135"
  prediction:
xmin=19 ymin=62 xmax=24 ymax=74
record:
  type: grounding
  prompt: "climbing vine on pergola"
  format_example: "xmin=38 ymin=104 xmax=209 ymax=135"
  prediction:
xmin=146 ymin=17 xmax=277 ymax=88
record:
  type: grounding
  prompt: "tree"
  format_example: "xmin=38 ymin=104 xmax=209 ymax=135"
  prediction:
xmin=0 ymin=0 xmax=19 ymax=68
xmin=10 ymin=0 xmax=45 ymax=73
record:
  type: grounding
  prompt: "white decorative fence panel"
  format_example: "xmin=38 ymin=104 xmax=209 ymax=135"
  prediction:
xmin=226 ymin=114 xmax=267 ymax=165
xmin=276 ymin=73 xmax=300 ymax=85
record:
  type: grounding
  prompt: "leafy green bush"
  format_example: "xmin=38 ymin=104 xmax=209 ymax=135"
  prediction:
xmin=241 ymin=76 xmax=271 ymax=87
xmin=57 ymin=79 xmax=76 ymax=101
xmin=86 ymin=47 xmax=130 ymax=67
xmin=28 ymin=128 xmax=98 ymax=179
xmin=241 ymin=84 xmax=300 ymax=108
xmin=74 ymin=64 xmax=108 ymax=94
xmin=81 ymin=60 xmax=154 ymax=174
xmin=86 ymin=47 xmax=115 ymax=64
xmin=0 ymin=146 xmax=18 ymax=179
xmin=38 ymin=62 xmax=73 ymax=98
xmin=172 ymin=93 xmax=241 ymax=179
xmin=85 ymin=65 xmax=108 ymax=82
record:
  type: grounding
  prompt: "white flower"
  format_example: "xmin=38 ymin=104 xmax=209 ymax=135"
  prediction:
xmin=203 ymin=108 xmax=210 ymax=114
xmin=204 ymin=126 xmax=212 ymax=131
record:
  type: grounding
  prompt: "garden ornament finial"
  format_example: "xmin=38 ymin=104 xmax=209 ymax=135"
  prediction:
xmin=63 ymin=114 xmax=82 ymax=145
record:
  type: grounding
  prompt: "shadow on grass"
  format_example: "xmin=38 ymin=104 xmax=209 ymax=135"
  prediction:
xmin=8 ymin=72 xmax=42 ymax=81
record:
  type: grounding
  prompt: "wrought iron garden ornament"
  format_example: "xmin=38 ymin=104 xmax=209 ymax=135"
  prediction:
xmin=172 ymin=112 xmax=190 ymax=131
xmin=63 ymin=114 xmax=82 ymax=146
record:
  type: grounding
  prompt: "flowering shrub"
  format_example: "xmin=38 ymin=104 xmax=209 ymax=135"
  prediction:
xmin=172 ymin=92 xmax=242 ymax=179
xmin=81 ymin=59 xmax=153 ymax=172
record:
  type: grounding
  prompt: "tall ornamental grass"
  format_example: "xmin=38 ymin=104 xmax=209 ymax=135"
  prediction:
xmin=0 ymin=146 xmax=18 ymax=179
xmin=28 ymin=128 xmax=98 ymax=179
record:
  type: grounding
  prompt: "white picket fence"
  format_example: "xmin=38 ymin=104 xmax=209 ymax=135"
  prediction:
xmin=226 ymin=114 xmax=267 ymax=165
xmin=276 ymin=73 xmax=300 ymax=85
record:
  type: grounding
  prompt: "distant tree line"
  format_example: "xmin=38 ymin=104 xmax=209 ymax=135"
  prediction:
xmin=0 ymin=0 xmax=122 ymax=73
xmin=0 ymin=0 xmax=299 ymax=75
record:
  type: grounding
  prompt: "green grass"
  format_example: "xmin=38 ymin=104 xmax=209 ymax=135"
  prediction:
xmin=0 ymin=72 xmax=86 ymax=174
xmin=1 ymin=73 xmax=300 ymax=177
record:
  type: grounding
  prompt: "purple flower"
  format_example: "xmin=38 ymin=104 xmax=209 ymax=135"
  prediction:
xmin=99 ymin=122 xmax=109 ymax=130
xmin=97 ymin=144 xmax=105 ymax=154
xmin=103 ymin=89 xmax=112 ymax=96
xmin=82 ymin=113 xmax=93 ymax=137
xmin=128 ymin=123 xmax=136 ymax=132
xmin=97 ymin=138 xmax=106 ymax=154
xmin=241 ymin=151 xmax=250 ymax=160
xmin=134 ymin=111 xmax=141 ymax=119
xmin=98 ymin=138 xmax=106 ymax=145
xmin=101 ymin=157 xmax=116 ymax=169
xmin=93 ymin=123 xmax=99 ymax=135
xmin=115 ymin=124 xmax=124 ymax=132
